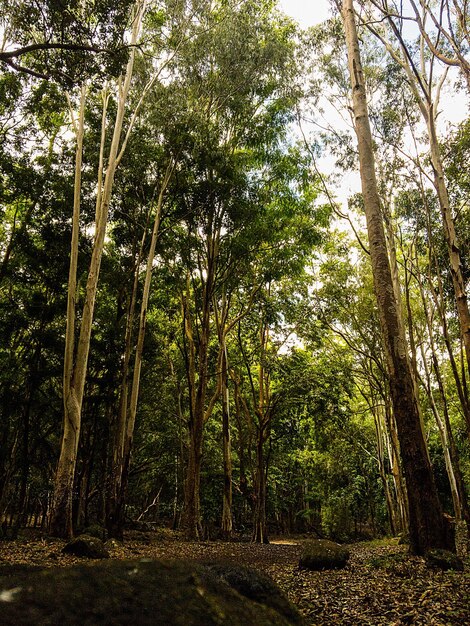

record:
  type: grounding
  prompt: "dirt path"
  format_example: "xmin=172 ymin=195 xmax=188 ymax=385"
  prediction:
xmin=1 ymin=532 xmax=468 ymax=624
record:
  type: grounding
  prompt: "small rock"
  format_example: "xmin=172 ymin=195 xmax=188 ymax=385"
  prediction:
xmin=299 ymin=539 xmax=349 ymax=570
xmin=104 ymin=538 xmax=122 ymax=550
xmin=62 ymin=534 xmax=109 ymax=559
xmin=425 ymin=549 xmax=464 ymax=571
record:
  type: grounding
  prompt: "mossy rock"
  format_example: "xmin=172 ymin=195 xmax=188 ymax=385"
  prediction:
xmin=62 ymin=534 xmax=109 ymax=559
xmin=0 ymin=559 xmax=301 ymax=625
xmin=299 ymin=539 xmax=349 ymax=570
xmin=209 ymin=564 xmax=302 ymax=624
xmin=425 ymin=549 xmax=464 ymax=571
xmin=80 ymin=524 xmax=107 ymax=541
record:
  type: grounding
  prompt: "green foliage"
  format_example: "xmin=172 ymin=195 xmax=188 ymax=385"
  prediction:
xmin=1 ymin=0 xmax=134 ymax=84
xmin=1 ymin=0 xmax=468 ymax=546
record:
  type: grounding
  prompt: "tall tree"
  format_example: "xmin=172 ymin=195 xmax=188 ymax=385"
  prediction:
xmin=341 ymin=0 xmax=454 ymax=555
xmin=49 ymin=0 xmax=145 ymax=539
xmin=359 ymin=0 xmax=470 ymax=391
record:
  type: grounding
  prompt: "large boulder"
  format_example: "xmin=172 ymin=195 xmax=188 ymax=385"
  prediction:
xmin=62 ymin=534 xmax=109 ymax=559
xmin=0 ymin=559 xmax=302 ymax=625
xmin=299 ymin=539 xmax=349 ymax=570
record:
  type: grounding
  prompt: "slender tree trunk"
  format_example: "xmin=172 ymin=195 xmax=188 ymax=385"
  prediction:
xmin=181 ymin=274 xmax=211 ymax=540
xmin=106 ymin=166 xmax=171 ymax=539
xmin=49 ymin=86 xmax=87 ymax=539
xmin=384 ymin=398 xmax=408 ymax=534
xmin=252 ymin=320 xmax=271 ymax=544
xmin=105 ymin=253 xmax=141 ymax=539
xmin=214 ymin=292 xmax=234 ymax=539
xmin=426 ymin=112 xmax=470 ymax=378
xmin=252 ymin=428 xmax=268 ymax=543
xmin=342 ymin=0 xmax=453 ymax=554
xmin=220 ymin=341 xmax=233 ymax=538
xmin=427 ymin=219 xmax=470 ymax=440
xmin=231 ymin=369 xmax=253 ymax=527
xmin=373 ymin=403 xmax=397 ymax=535
xmin=419 ymin=342 xmax=462 ymax=519
xmin=50 ymin=3 xmax=144 ymax=539
xmin=181 ymin=220 xmax=221 ymax=538
xmin=415 ymin=261 xmax=470 ymax=530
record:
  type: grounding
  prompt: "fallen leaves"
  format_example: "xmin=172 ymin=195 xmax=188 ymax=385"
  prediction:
xmin=0 ymin=532 xmax=468 ymax=625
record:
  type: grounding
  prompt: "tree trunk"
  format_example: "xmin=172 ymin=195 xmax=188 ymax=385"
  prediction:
xmin=220 ymin=341 xmax=233 ymax=538
xmin=384 ymin=398 xmax=408 ymax=534
xmin=183 ymin=425 xmax=203 ymax=540
xmin=252 ymin=430 xmax=268 ymax=543
xmin=106 ymin=166 xmax=171 ymax=539
xmin=252 ymin=319 xmax=271 ymax=544
xmin=373 ymin=402 xmax=397 ymax=535
xmin=415 ymin=250 xmax=470 ymax=525
xmin=180 ymin=271 xmax=211 ymax=539
xmin=50 ymin=2 xmax=144 ymax=538
xmin=342 ymin=0 xmax=454 ymax=554
xmin=426 ymin=111 xmax=470 ymax=379
xmin=181 ymin=216 xmax=221 ymax=538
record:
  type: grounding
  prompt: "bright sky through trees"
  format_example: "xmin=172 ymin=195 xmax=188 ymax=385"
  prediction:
xmin=278 ymin=0 xmax=331 ymax=25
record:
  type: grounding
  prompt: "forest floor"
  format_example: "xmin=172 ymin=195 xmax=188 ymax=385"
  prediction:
xmin=0 ymin=529 xmax=469 ymax=625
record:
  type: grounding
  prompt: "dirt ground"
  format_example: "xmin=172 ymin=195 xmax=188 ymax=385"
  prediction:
xmin=0 ymin=530 xmax=469 ymax=625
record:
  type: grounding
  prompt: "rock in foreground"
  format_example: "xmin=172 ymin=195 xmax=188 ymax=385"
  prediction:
xmin=299 ymin=539 xmax=349 ymax=570
xmin=0 ymin=558 xmax=302 ymax=625
xmin=62 ymin=534 xmax=109 ymax=559
xmin=209 ymin=563 xmax=302 ymax=624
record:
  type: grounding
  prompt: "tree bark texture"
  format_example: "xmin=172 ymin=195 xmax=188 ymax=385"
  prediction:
xmin=220 ymin=341 xmax=233 ymax=537
xmin=342 ymin=0 xmax=454 ymax=555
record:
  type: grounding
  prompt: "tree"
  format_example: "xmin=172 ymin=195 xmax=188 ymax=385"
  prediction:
xmin=341 ymin=0 xmax=454 ymax=555
xmin=359 ymin=0 xmax=470 ymax=398
xmin=49 ymin=0 xmax=145 ymax=539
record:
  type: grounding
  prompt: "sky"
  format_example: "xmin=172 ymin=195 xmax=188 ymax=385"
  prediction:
xmin=277 ymin=1 xmax=361 ymax=208
xmin=276 ymin=0 xmax=468 ymax=209
xmin=278 ymin=0 xmax=332 ymax=25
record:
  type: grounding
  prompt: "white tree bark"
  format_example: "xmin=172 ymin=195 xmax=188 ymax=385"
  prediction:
xmin=49 ymin=0 xmax=146 ymax=538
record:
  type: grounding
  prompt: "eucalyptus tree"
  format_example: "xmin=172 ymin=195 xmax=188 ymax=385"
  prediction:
xmin=391 ymin=183 xmax=470 ymax=532
xmin=312 ymin=229 xmax=410 ymax=535
xmin=145 ymin=0 xmax=307 ymax=540
xmin=226 ymin=167 xmax=326 ymax=542
xmin=49 ymin=0 xmax=148 ymax=539
xmin=355 ymin=0 xmax=470 ymax=394
xmin=341 ymin=0 xmax=454 ymax=554
xmin=0 ymin=69 xmax=74 ymax=525
xmin=369 ymin=0 xmax=470 ymax=91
